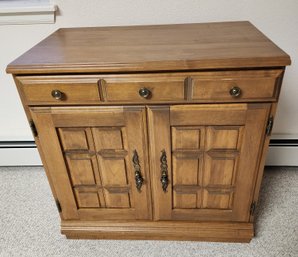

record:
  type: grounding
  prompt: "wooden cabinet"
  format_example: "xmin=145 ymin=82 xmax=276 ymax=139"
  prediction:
xmin=7 ymin=22 xmax=290 ymax=242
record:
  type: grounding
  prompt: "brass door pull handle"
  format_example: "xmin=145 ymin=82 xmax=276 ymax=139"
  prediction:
xmin=51 ymin=90 xmax=64 ymax=100
xmin=229 ymin=86 xmax=241 ymax=97
xmin=160 ymin=150 xmax=169 ymax=192
xmin=132 ymin=150 xmax=144 ymax=192
xmin=139 ymin=88 xmax=151 ymax=99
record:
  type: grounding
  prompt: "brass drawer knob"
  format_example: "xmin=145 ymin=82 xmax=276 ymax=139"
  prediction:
xmin=51 ymin=90 xmax=64 ymax=100
xmin=139 ymin=88 xmax=151 ymax=99
xmin=229 ymin=86 xmax=241 ymax=97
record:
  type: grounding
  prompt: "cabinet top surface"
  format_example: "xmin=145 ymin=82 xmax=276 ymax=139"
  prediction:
xmin=7 ymin=21 xmax=290 ymax=75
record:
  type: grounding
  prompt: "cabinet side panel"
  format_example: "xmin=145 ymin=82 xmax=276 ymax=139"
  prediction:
xmin=250 ymin=103 xmax=276 ymax=221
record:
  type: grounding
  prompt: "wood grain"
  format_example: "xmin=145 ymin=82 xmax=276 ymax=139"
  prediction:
xmin=7 ymin=22 xmax=290 ymax=74
xmin=16 ymin=69 xmax=283 ymax=106
xmin=147 ymin=104 xmax=266 ymax=222
xmin=249 ymin=102 xmax=278 ymax=222
xmin=61 ymin=220 xmax=254 ymax=242
xmin=147 ymin=106 xmax=173 ymax=221
xmin=31 ymin=106 xmax=152 ymax=220
xmin=191 ymin=69 xmax=282 ymax=101
xmin=170 ymin=104 xmax=248 ymax=126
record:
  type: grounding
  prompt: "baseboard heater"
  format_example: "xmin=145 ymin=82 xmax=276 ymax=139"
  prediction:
xmin=0 ymin=139 xmax=297 ymax=166
xmin=266 ymin=139 xmax=298 ymax=166
xmin=0 ymin=141 xmax=42 ymax=166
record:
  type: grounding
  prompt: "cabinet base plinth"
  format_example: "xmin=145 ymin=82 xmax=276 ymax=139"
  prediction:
xmin=61 ymin=221 xmax=254 ymax=242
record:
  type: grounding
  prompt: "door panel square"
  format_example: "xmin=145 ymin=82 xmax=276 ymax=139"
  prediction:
xmin=206 ymin=127 xmax=242 ymax=150
xmin=172 ymin=127 xmax=203 ymax=150
xmin=59 ymin=128 xmax=89 ymax=150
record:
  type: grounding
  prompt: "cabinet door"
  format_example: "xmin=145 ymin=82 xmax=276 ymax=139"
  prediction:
xmin=148 ymin=104 xmax=270 ymax=222
xmin=31 ymin=106 xmax=152 ymax=220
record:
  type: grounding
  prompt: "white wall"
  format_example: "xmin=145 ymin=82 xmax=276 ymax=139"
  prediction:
xmin=1 ymin=0 xmax=298 ymax=141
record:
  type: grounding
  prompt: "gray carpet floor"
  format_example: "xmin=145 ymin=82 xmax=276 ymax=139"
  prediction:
xmin=0 ymin=166 xmax=297 ymax=257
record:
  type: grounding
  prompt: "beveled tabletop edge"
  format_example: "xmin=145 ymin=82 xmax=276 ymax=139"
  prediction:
xmin=6 ymin=58 xmax=291 ymax=75
xmin=6 ymin=21 xmax=291 ymax=75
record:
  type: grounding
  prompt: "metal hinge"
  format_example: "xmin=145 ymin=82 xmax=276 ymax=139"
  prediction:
xmin=29 ymin=120 xmax=38 ymax=137
xmin=55 ymin=199 xmax=62 ymax=213
xmin=266 ymin=116 xmax=274 ymax=136
xmin=250 ymin=201 xmax=256 ymax=216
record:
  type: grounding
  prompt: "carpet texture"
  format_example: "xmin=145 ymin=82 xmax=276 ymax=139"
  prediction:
xmin=0 ymin=166 xmax=297 ymax=257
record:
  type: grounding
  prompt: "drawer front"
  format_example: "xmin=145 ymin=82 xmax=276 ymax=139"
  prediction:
xmin=17 ymin=76 xmax=101 ymax=105
xmin=101 ymin=74 xmax=186 ymax=102
xmin=17 ymin=70 xmax=283 ymax=105
xmin=191 ymin=70 xmax=282 ymax=101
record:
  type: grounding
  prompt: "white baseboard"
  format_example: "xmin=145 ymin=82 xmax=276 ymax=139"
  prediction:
xmin=265 ymin=134 xmax=298 ymax=166
xmin=266 ymin=146 xmax=298 ymax=166
xmin=0 ymin=139 xmax=297 ymax=167
xmin=0 ymin=142 xmax=42 ymax=166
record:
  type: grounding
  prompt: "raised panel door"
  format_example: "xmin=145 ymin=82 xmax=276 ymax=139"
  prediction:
xmin=30 ymin=106 xmax=152 ymax=220
xmin=148 ymin=104 xmax=270 ymax=221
